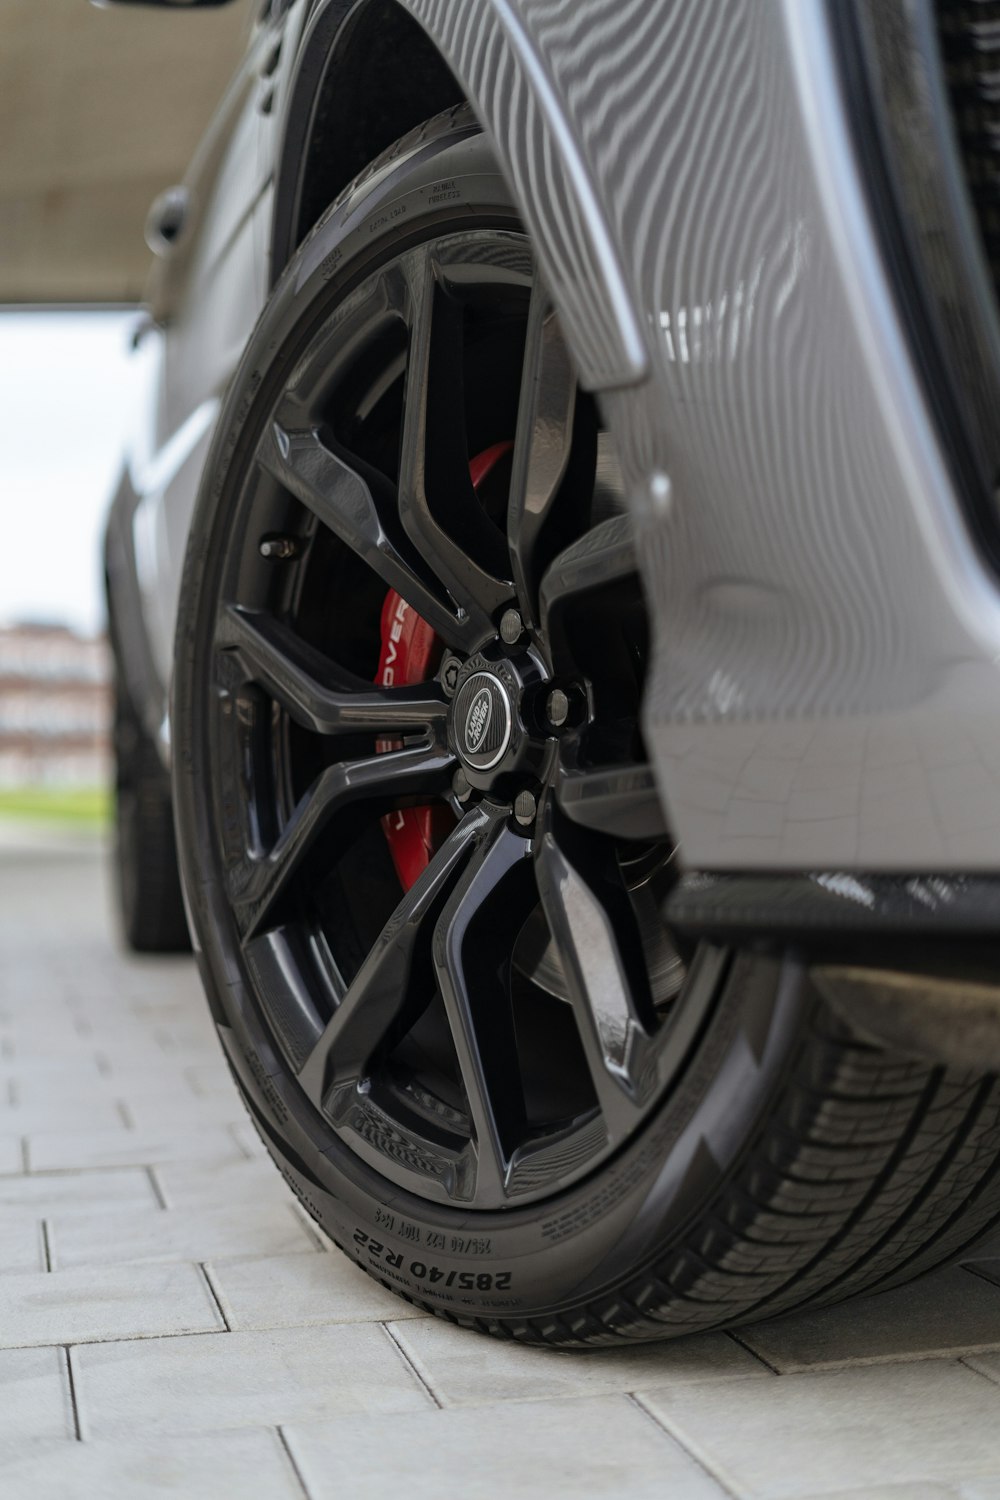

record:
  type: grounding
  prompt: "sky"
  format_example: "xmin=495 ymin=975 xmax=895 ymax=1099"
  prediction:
xmin=0 ymin=309 xmax=138 ymax=638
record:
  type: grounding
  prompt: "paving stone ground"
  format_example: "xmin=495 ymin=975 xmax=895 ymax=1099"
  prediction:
xmin=5 ymin=833 xmax=1000 ymax=1497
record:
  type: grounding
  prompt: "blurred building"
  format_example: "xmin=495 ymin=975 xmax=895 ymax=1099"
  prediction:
xmin=0 ymin=623 xmax=110 ymax=786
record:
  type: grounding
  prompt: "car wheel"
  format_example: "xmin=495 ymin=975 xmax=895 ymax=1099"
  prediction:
xmin=111 ymin=650 xmax=190 ymax=954
xmin=172 ymin=105 xmax=1000 ymax=1344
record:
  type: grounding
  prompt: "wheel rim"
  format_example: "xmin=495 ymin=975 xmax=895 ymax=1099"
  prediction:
xmin=205 ymin=227 xmax=714 ymax=1211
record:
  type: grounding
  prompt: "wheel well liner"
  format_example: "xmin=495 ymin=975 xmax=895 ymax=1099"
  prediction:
xmin=271 ymin=0 xmax=465 ymax=279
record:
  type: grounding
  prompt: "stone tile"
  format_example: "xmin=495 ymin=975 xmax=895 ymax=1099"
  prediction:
xmin=0 ymin=1062 xmax=107 ymax=1095
xmin=207 ymin=1249 xmax=428 ymax=1330
xmin=799 ymin=1486 xmax=1000 ymax=1499
xmin=124 ymin=1002 xmax=204 ymax=1026
xmin=231 ymin=1121 xmax=266 ymax=1158
xmin=2 ymin=1009 xmax=139 ymax=1037
xmin=86 ymin=1011 xmax=201 ymax=1039
xmin=120 ymin=982 xmax=204 ymax=1014
xmin=0 ymin=1032 xmax=104 ymax=1062
xmin=100 ymin=1044 xmax=215 ymax=1076
xmin=153 ymin=1156 xmax=294 ymax=1210
xmin=2 ymin=1074 xmax=119 ymax=1108
xmin=27 ymin=1125 xmax=243 ymax=1172
xmin=0 ymin=1428 xmax=304 ymax=1499
xmin=794 ymin=1486 xmax=999 ymax=1500
xmin=0 ymin=1262 xmax=223 ymax=1349
xmin=742 ymin=1268 xmax=1000 ymax=1371
xmin=74 ymin=1325 xmax=431 ymax=1439
xmin=0 ymin=1167 xmax=157 ymax=1217
xmin=0 ymin=1101 xmax=126 ymax=1133
xmin=390 ymin=1318 xmax=766 ymax=1407
xmin=122 ymin=1093 xmax=249 ymax=1132
xmin=0 ymin=1348 xmax=74 ymax=1449
xmin=637 ymin=1361 xmax=1000 ymax=1498
xmin=3 ymin=1050 xmax=113 ymax=1079
xmin=286 ymin=1394 xmax=726 ymax=1500
xmin=149 ymin=1020 xmax=220 ymax=1059
xmin=49 ymin=1200 xmax=318 ymax=1270
xmin=8 ymin=1067 xmax=195 ymax=1109
xmin=2 ymin=1028 xmax=86 ymax=1053
xmin=0 ymin=1216 xmax=46 ymax=1274
xmin=184 ymin=1062 xmax=238 ymax=1100
xmin=0 ymin=1135 xmax=22 ymax=1174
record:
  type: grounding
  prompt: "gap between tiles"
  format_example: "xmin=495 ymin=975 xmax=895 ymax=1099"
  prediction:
xmin=627 ymin=1390 xmax=739 ymax=1499
xmin=381 ymin=1323 xmax=443 ymax=1409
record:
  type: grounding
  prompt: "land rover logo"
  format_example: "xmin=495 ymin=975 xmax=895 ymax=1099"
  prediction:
xmin=453 ymin=670 xmax=512 ymax=772
xmin=465 ymin=689 xmax=492 ymax=754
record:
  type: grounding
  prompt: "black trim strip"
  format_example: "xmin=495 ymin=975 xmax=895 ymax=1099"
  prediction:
xmin=667 ymin=871 xmax=1000 ymax=944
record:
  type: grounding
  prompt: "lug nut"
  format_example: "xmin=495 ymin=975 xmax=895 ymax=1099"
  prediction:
xmin=546 ymin=688 xmax=570 ymax=729
xmin=453 ymin=768 xmax=472 ymax=803
xmin=499 ymin=608 xmax=523 ymax=647
xmin=440 ymin=653 xmax=462 ymax=698
xmin=513 ymin=790 xmax=537 ymax=827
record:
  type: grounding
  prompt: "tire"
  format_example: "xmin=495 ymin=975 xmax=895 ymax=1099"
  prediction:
xmin=172 ymin=105 xmax=1000 ymax=1345
xmin=112 ymin=651 xmax=190 ymax=955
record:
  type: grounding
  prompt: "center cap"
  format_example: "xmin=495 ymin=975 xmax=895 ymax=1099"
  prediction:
xmin=453 ymin=670 xmax=513 ymax=771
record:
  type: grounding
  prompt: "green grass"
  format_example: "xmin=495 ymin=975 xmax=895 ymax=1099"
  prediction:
xmin=0 ymin=787 xmax=110 ymax=826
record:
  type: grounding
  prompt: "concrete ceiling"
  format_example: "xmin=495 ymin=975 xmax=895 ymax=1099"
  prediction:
xmin=0 ymin=0 xmax=257 ymax=304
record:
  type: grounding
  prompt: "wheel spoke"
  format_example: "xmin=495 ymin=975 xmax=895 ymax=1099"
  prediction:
xmin=508 ymin=284 xmax=577 ymax=621
xmin=232 ymin=743 xmax=454 ymax=940
xmin=433 ymin=807 xmax=535 ymax=1204
xmin=258 ymin=421 xmax=476 ymax=650
xmin=397 ymin=248 xmax=513 ymax=632
xmin=556 ymin=762 xmax=668 ymax=842
xmin=297 ymin=808 xmax=490 ymax=1110
xmin=534 ymin=803 xmax=658 ymax=1140
xmin=217 ymin=605 xmax=448 ymax=737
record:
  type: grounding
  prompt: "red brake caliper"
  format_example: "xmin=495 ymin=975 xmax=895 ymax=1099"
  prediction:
xmin=375 ymin=441 xmax=514 ymax=891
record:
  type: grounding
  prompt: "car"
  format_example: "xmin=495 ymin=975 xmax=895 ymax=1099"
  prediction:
xmin=101 ymin=0 xmax=1000 ymax=1346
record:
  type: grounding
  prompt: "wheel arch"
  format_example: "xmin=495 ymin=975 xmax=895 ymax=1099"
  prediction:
xmin=270 ymin=0 xmax=466 ymax=283
xmin=270 ymin=0 xmax=648 ymax=389
xmin=104 ymin=467 xmax=169 ymax=763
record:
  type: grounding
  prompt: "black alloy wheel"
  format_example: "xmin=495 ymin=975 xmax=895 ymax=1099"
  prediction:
xmin=197 ymin=226 xmax=691 ymax=1209
xmin=174 ymin=110 xmax=1000 ymax=1344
